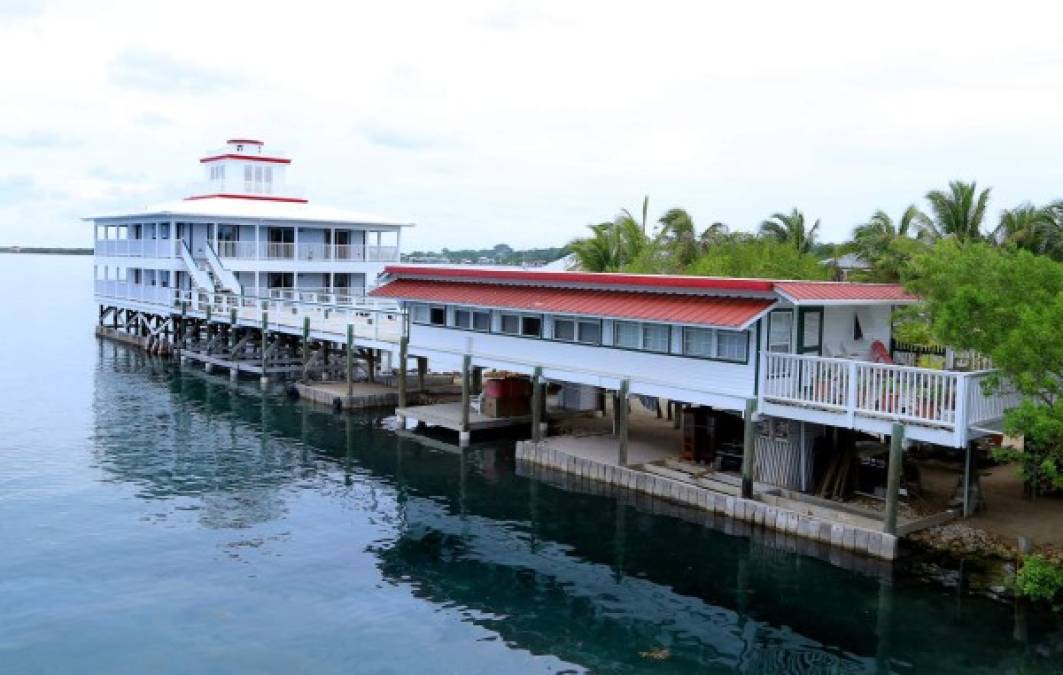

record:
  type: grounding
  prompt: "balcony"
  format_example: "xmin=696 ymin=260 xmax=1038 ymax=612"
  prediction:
xmin=94 ymin=280 xmax=177 ymax=307
xmin=759 ymin=352 xmax=1021 ymax=447
xmin=94 ymin=239 xmax=176 ymax=258
xmin=215 ymin=241 xmax=399 ymax=262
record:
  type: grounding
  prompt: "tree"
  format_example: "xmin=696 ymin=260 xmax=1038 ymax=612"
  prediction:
xmin=924 ymin=180 xmax=991 ymax=242
xmin=906 ymin=242 xmax=1063 ymax=492
xmin=851 ymin=205 xmax=932 ymax=281
xmin=687 ymin=238 xmax=832 ymax=280
xmin=568 ymin=214 xmax=650 ymax=273
xmin=656 ymin=208 xmax=699 ymax=268
xmin=759 ymin=208 xmax=820 ymax=254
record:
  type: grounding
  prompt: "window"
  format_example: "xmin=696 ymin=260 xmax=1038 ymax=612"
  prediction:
xmin=716 ymin=331 xmax=748 ymax=362
xmin=472 ymin=311 xmax=491 ymax=331
xmin=454 ymin=309 xmax=472 ymax=329
xmin=614 ymin=321 xmax=640 ymax=349
xmin=521 ymin=315 xmax=542 ymax=337
xmin=578 ymin=321 xmax=601 ymax=345
xmin=411 ymin=304 xmax=430 ymax=324
xmin=450 ymin=308 xmax=490 ymax=331
xmin=683 ymin=327 xmax=714 ymax=358
xmin=554 ymin=317 xmax=601 ymax=344
xmin=500 ymin=314 xmax=520 ymax=334
xmin=429 ymin=306 xmax=446 ymax=326
xmin=768 ymin=310 xmax=793 ymax=353
xmin=643 ymin=324 xmax=670 ymax=352
xmin=554 ymin=318 xmax=575 ymax=341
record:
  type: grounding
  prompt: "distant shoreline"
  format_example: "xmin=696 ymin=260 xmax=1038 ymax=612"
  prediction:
xmin=0 ymin=247 xmax=92 ymax=255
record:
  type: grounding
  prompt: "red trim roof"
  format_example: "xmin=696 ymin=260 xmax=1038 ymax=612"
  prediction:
xmin=226 ymin=138 xmax=263 ymax=145
xmin=369 ymin=279 xmax=774 ymax=328
xmin=184 ymin=193 xmax=309 ymax=203
xmin=199 ymin=154 xmax=291 ymax=164
xmin=380 ymin=265 xmax=775 ymax=293
xmin=775 ymin=281 xmax=916 ymax=303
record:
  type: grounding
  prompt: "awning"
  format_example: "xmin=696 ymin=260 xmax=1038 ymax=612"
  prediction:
xmin=370 ymin=279 xmax=775 ymax=329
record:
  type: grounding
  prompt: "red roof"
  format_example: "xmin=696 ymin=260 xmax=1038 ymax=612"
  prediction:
xmin=380 ymin=265 xmax=775 ymax=293
xmin=370 ymin=279 xmax=774 ymax=328
xmin=775 ymin=281 xmax=916 ymax=303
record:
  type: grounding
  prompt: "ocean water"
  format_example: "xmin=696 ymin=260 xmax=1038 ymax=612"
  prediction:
xmin=0 ymin=253 xmax=1060 ymax=674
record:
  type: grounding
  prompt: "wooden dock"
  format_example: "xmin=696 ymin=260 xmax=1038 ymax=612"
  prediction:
xmin=296 ymin=381 xmax=461 ymax=410
xmin=395 ymin=402 xmax=592 ymax=445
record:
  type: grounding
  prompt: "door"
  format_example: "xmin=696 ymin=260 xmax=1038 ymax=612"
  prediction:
xmin=797 ymin=307 xmax=824 ymax=355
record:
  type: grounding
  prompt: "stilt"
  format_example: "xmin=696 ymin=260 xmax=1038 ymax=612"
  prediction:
xmin=417 ymin=356 xmax=427 ymax=391
xmin=460 ymin=354 xmax=471 ymax=445
xmin=616 ymin=379 xmax=629 ymax=466
xmin=672 ymin=401 xmax=681 ymax=429
xmin=397 ymin=336 xmax=408 ymax=412
xmin=741 ymin=399 xmax=757 ymax=499
xmin=531 ymin=366 xmax=543 ymax=443
xmin=346 ymin=323 xmax=354 ymax=400
xmin=301 ymin=317 xmax=310 ymax=382
xmin=260 ymin=310 xmax=270 ymax=387
xmin=963 ymin=441 xmax=982 ymax=517
xmin=884 ymin=423 xmax=905 ymax=535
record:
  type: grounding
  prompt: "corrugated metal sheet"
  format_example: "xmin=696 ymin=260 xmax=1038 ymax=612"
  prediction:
xmin=370 ymin=279 xmax=774 ymax=328
xmin=775 ymin=281 xmax=916 ymax=303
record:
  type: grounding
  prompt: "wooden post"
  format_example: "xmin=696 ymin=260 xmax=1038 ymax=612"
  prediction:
xmin=460 ymin=354 xmax=472 ymax=443
xmin=741 ymin=399 xmax=757 ymax=499
xmin=301 ymin=316 xmax=310 ymax=381
xmin=346 ymin=323 xmax=353 ymax=399
xmin=884 ymin=423 xmax=905 ymax=535
xmin=229 ymin=308 xmax=237 ymax=349
xmin=616 ymin=379 xmax=630 ymax=465
xmin=417 ymin=356 xmax=427 ymax=391
xmin=531 ymin=366 xmax=543 ymax=443
xmin=397 ymin=336 xmax=408 ymax=409
xmin=673 ymin=401 xmax=681 ymax=429
xmin=963 ymin=441 xmax=980 ymax=517
xmin=260 ymin=310 xmax=269 ymax=384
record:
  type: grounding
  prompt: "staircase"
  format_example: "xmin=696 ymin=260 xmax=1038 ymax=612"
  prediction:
xmin=179 ymin=241 xmax=216 ymax=294
xmin=203 ymin=242 xmax=243 ymax=295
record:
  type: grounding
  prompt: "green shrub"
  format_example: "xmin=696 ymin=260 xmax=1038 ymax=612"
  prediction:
xmin=1016 ymin=554 xmax=1063 ymax=605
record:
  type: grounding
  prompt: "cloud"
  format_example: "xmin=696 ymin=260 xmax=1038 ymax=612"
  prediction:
xmin=0 ymin=131 xmax=81 ymax=149
xmin=360 ymin=123 xmax=446 ymax=151
xmin=0 ymin=0 xmax=45 ymax=20
xmin=135 ymin=111 xmax=174 ymax=128
xmin=0 ymin=175 xmax=38 ymax=202
xmin=108 ymin=48 xmax=247 ymax=94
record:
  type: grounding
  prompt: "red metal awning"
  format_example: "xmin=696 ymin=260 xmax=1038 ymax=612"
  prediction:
xmin=774 ymin=281 xmax=917 ymax=304
xmin=370 ymin=279 xmax=774 ymax=328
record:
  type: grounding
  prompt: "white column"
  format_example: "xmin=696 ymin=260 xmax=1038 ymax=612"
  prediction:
xmin=293 ymin=226 xmax=299 ymax=259
xmin=395 ymin=228 xmax=402 ymax=261
xmin=255 ymin=223 xmax=261 ymax=259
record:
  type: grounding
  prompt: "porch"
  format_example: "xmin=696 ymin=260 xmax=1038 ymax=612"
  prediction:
xmin=758 ymin=352 xmax=1021 ymax=447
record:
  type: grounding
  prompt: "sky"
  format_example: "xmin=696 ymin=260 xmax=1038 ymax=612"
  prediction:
xmin=3 ymin=0 xmax=1063 ymax=250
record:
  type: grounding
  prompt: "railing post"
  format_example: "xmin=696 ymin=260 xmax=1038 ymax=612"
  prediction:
xmin=954 ymin=373 xmax=970 ymax=448
xmin=846 ymin=360 xmax=858 ymax=427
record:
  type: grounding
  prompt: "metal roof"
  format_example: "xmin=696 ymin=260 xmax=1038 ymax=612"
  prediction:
xmin=774 ymin=281 xmax=917 ymax=304
xmin=369 ymin=279 xmax=775 ymax=328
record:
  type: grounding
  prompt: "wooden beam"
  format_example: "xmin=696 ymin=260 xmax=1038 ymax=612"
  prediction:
xmin=884 ymin=423 xmax=904 ymax=535
xmin=741 ymin=399 xmax=757 ymax=499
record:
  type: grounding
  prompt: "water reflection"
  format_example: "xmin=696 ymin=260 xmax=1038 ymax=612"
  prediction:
xmin=91 ymin=343 xmax=1063 ymax=674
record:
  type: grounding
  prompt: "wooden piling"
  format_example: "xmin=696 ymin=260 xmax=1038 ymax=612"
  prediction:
xmin=741 ymin=399 xmax=757 ymax=499
xmin=302 ymin=316 xmax=310 ymax=381
xmin=260 ymin=310 xmax=269 ymax=380
xmin=617 ymin=379 xmax=629 ymax=466
xmin=531 ymin=366 xmax=543 ymax=443
xmin=460 ymin=354 xmax=471 ymax=433
xmin=884 ymin=423 xmax=905 ymax=535
xmin=417 ymin=357 xmax=427 ymax=391
xmin=397 ymin=336 xmax=408 ymax=409
xmin=346 ymin=323 xmax=354 ymax=399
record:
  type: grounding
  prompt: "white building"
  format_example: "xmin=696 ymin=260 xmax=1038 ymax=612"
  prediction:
xmin=91 ymin=138 xmax=412 ymax=309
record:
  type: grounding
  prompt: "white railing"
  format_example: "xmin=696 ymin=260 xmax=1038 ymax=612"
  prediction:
xmin=94 ymin=280 xmax=177 ymax=307
xmin=174 ymin=289 xmax=404 ymax=343
xmin=213 ymin=241 xmax=399 ymax=262
xmin=178 ymin=241 xmax=216 ymax=294
xmin=203 ymin=243 xmax=242 ymax=294
xmin=761 ymin=352 xmax=1020 ymax=434
xmin=94 ymin=238 xmax=177 ymax=258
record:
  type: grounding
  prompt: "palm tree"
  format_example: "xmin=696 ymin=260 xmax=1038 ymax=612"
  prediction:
xmin=994 ymin=203 xmax=1055 ymax=254
xmin=656 ymin=208 xmax=698 ymax=267
xmin=568 ymin=200 xmax=652 ymax=272
xmin=698 ymin=221 xmax=730 ymax=249
xmin=852 ymin=205 xmax=930 ymax=257
xmin=924 ymin=180 xmax=991 ymax=242
xmin=618 ymin=195 xmax=650 ymax=236
xmin=759 ymin=208 xmax=820 ymax=254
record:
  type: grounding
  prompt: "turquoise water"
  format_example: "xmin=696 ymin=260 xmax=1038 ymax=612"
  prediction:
xmin=1 ymin=254 xmax=1061 ymax=674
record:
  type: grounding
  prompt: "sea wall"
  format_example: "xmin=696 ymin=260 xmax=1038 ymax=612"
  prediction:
xmin=516 ymin=440 xmax=899 ymax=560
